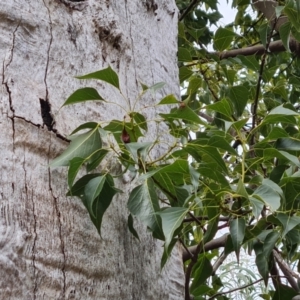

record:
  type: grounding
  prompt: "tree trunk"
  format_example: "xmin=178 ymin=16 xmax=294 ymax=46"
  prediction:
xmin=0 ymin=1 xmax=184 ymax=299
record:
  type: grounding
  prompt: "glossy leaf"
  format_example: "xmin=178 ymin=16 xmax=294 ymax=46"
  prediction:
xmin=68 ymin=157 xmax=86 ymax=188
xmin=76 ymin=66 xmax=119 ymax=89
xmin=51 ymin=128 xmax=102 ymax=167
xmin=158 ymin=207 xmax=189 ymax=249
xmin=62 ymin=87 xmax=104 ymax=107
xmin=230 ymin=218 xmax=246 ymax=261
xmin=127 ymin=178 xmax=164 ymax=240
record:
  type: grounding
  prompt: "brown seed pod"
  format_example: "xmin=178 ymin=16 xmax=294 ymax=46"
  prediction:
xmin=121 ymin=128 xmax=130 ymax=143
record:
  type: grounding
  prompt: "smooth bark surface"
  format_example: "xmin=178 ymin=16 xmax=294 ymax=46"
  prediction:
xmin=0 ymin=1 xmax=184 ymax=299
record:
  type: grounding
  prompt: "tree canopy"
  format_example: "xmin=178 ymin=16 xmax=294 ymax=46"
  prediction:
xmin=52 ymin=1 xmax=300 ymax=299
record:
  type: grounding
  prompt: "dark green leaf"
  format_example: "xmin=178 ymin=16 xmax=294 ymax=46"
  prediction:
xmin=230 ymin=218 xmax=246 ymax=262
xmin=127 ymin=178 xmax=164 ymax=240
xmin=158 ymin=94 xmax=179 ymax=105
xmin=84 ymin=175 xmax=106 ymax=218
xmin=68 ymin=157 xmax=86 ymax=188
xmin=62 ymin=87 xmax=104 ymax=107
xmin=190 ymin=256 xmax=213 ymax=293
xmin=128 ymin=214 xmax=140 ymax=240
xmin=158 ymin=207 xmax=189 ymax=249
xmin=76 ymin=66 xmax=119 ymax=89
xmin=178 ymin=47 xmax=192 ymax=62
xmin=179 ymin=67 xmax=193 ymax=83
xmin=214 ymin=27 xmax=236 ymax=51
xmin=50 ymin=128 xmax=102 ymax=167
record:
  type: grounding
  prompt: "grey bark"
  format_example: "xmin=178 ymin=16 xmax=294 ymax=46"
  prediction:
xmin=0 ymin=0 xmax=184 ymax=299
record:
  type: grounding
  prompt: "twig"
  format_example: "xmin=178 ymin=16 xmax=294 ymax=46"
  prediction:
xmin=185 ymin=241 xmax=204 ymax=300
xmin=250 ymin=19 xmax=277 ymax=145
xmin=179 ymin=0 xmax=201 ymax=22
xmin=208 ymin=278 xmax=264 ymax=300
xmin=182 ymin=233 xmax=229 ymax=262
xmin=183 ymin=216 xmax=229 ymax=223
xmin=212 ymin=252 xmax=228 ymax=275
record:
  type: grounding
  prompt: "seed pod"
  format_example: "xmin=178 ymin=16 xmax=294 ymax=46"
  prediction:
xmin=121 ymin=128 xmax=130 ymax=143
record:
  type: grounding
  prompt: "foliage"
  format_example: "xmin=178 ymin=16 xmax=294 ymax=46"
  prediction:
xmin=52 ymin=1 xmax=300 ymax=299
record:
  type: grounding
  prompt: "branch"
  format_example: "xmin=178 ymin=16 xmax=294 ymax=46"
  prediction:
xmin=273 ymin=250 xmax=300 ymax=292
xmin=183 ymin=216 xmax=229 ymax=223
xmin=208 ymin=278 xmax=264 ymax=300
xmin=182 ymin=233 xmax=229 ymax=262
xmin=179 ymin=0 xmax=201 ymax=22
xmin=197 ymin=39 xmax=300 ymax=60
xmin=185 ymin=241 xmax=204 ymax=300
xmin=251 ymin=15 xmax=277 ymax=144
xmin=212 ymin=252 xmax=228 ymax=275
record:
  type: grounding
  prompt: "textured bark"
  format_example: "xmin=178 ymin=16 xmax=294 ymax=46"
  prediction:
xmin=0 ymin=1 xmax=184 ymax=299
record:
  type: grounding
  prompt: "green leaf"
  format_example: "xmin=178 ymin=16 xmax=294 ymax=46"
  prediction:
xmin=84 ymin=175 xmax=106 ymax=218
xmin=160 ymin=106 xmax=204 ymax=125
xmin=188 ymin=77 xmax=202 ymax=94
xmin=68 ymin=157 xmax=86 ymax=188
xmin=161 ymin=239 xmax=177 ymax=269
xmin=276 ymin=213 xmax=300 ymax=236
xmin=206 ymin=99 xmax=233 ymax=118
xmin=228 ymin=85 xmax=249 ymax=117
xmin=84 ymin=174 xmax=118 ymax=236
xmin=76 ymin=66 xmax=120 ymax=89
xmin=128 ymin=214 xmax=140 ymax=240
xmin=190 ymin=256 xmax=213 ymax=293
xmin=275 ymin=137 xmax=300 ymax=151
xmin=249 ymin=197 xmax=264 ymax=219
xmin=207 ymin=135 xmax=237 ymax=156
xmin=125 ymin=142 xmax=153 ymax=163
xmin=70 ymin=122 xmax=99 ymax=135
xmin=284 ymin=0 xmax=300 ymax=31
xmin=158 ymin=207 xmax=189 ymax=249
xmin=272 ymin=284 xmax=299 ymax=300
xmin=255 ymin=252 xmax=269 ymax=285
xmin=237 ymin=55 xmax=260 ymax=71
xmin=229 ymin=218 xmax=245 ymax=262
xmin=258 ymin=22 xmax=269 ymax=49
xmin=279 ymin=21 xmax=292 ymax=52
xmin=213 ymin=27 xmax=236 ymax=51
xmin=263 ymin=231 xmax=280 ymax=258
xmin=62 ymin=87 xmax=104 ymax=107
xmin=264 ymin=149 xmax=300 ymax=167
xmin=86 ymin=149 xmax=109 ymax=172
xmin=127 ymin=178 xmax=164 ymax=240
xmin=179 ymin=67 xmax=193 ymax=83
xmin=252 ymin=183 xmax=281 ymax=211
xmin=158 ymin=94 xmax=179 ymax=105
xmin=142 ymin=82 xmax=166 ymax=94
xmin=67 ymin=173 xmax=101 ymax=197
xmin=130 ymin=112 xmax=148 ymax=131
xmin=51 ymin=127 xmax=101 ymax=167
xmin=178 ymin=47 xmax=192 ymax=62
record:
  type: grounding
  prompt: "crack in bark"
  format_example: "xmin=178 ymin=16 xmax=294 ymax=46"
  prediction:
xmin=47 ymin=143 xmax=66 ymax=298
xmin=2 ymin=23 xmax=20 ymax=150
xmin=22 ymin=157 xmax=38 ymax=299
xmin=43 ymin=2 xmax=66 ymax=295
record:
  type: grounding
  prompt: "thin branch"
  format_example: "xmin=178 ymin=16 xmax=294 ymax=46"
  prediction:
xmin=212 ymin=252 xmax=228 ymax=275
xmin=179 ymin=0 xmax=201 ymax=22
xmin=193 ymin=39 xmax=300 ymax=61
xmin=251 ymin=18 xmax=277 ymax=143
xmin=273 ymin=250 xmax=300 ymax=292
xmin=182 ymin=233 xmax=229 ymax=262
xmin=179 ymin=238 xmax=194 ymax=261
xmin=270 ymin=252 xmax=281 ymax=289
xmin=185 ymin=241 xmax=204 ymax=300
xmin=183 ymin=216 xmax=229 ymax=223
xmin=208 ymin=278 xmax=264 ymax=300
